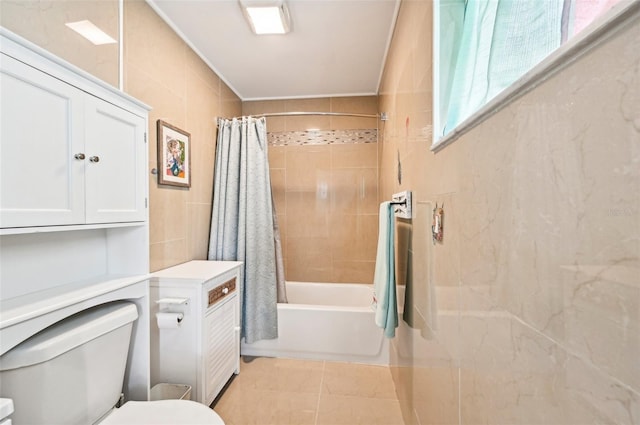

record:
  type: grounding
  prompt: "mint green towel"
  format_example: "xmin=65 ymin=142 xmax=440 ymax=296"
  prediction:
xmin=372 ymin=202 xmax=397 ymax=338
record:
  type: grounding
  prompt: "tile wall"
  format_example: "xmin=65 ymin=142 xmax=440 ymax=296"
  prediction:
xmin=0 ymin=0 xmax=120 ymax=87
xmin=243 ymin=97 xmax=379 ymax=283
xmin=124 ymin=0 xmax=241 ymax=271
xmin=380 ymin=1 xmax=639 ymax=424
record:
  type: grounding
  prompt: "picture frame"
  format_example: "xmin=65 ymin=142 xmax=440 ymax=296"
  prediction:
xmin=157 ymin=120 xmax=191 ymax=188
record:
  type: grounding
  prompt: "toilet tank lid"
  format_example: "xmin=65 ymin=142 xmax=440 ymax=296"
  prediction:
xmin=0 ymin=301 xmax=138 ymax=371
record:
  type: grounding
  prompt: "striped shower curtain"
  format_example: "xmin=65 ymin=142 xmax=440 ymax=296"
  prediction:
xmin=208 ymin=116 xmax=286 ymax=344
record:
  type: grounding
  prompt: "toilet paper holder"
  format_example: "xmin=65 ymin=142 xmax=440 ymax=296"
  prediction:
xmin=156 ymin=298 xmax=189 ymax=327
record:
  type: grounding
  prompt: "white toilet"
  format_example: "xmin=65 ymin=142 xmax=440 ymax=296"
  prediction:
xmin=0 ymin=302 xmax=224 ymax=425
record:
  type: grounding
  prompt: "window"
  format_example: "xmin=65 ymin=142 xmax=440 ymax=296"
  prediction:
xmin=433 ymin=0 xmax=628 ymax=149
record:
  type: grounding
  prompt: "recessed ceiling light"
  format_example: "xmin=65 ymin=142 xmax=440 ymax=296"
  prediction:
xmin=240 ymin=0 xmax=291 ymax=35
xmin=65 ymin=20 xmax=117 ymax=45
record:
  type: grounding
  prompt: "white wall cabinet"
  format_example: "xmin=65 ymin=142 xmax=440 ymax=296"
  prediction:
xmin=150 ymin=261 xmax=242 ymax=407
xmin=1 ymin=43 xmax=147 ymax=230
xmin=0 ymin=27 xmax=150 ymax=302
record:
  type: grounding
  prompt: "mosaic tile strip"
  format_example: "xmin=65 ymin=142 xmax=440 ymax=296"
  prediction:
xmin=267 ymin=129 xmax=377 ymax=146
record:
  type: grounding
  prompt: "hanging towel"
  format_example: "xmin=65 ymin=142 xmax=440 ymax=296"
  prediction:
xmin=372 ymin=201 xmax=398 ymax=338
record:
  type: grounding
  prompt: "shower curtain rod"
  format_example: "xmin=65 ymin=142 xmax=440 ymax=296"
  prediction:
xmin=218 ymin=111 xmax=379 ymax=120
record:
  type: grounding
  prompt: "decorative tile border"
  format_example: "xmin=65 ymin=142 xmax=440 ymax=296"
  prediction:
xmin=267 ymin=129 xmax=377 ymax=146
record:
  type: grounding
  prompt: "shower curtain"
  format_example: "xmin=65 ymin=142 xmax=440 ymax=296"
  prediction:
xmin=208 ymin=117 xmax=286 ymax=344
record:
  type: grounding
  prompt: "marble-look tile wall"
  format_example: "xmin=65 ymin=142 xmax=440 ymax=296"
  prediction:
xmin=243 ymin=97 xmax=379 ymax=283
xmin=380 ymin=1 xmax=639 ymax=424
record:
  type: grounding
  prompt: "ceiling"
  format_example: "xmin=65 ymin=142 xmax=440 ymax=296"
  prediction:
xmin=146 ymin=0 xmax=400 ymax=101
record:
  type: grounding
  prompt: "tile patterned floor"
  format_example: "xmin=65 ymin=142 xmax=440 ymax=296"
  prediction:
xmin=213 ymin=356 xmax=404 ymax=425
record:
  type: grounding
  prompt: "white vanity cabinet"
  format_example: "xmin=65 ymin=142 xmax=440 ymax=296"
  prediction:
xmin=150 ymin=261 xmax=242 ymax=407
xmin=0 ymin=34 xmax=147 ymax=230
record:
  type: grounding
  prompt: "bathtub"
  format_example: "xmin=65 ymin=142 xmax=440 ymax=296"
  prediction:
xmin=240 ymin=281 xmax=403 ymax=365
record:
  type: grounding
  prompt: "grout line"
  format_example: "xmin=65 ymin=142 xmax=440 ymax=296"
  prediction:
xmin=313 ymin=360 xmax=326 ymax=425
xmin=458 ymin=365 xmax=462 ymax=425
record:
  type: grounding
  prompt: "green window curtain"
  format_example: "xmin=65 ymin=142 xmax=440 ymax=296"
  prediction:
xmin=443 ymin=0 xmax=564 ymax=135
xmin=437 ymin=0 xmax=466 ymax=138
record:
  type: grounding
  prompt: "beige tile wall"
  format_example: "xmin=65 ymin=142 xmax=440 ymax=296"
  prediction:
xmin=124 ymin=0 xmax=241 ymax=272
xmin=244 ymin=97 xmax=379 ymax=283
xmin=380 ymin=1 xmax=639 ymax=424
xmin=0 ymin=0 xmax=120 ymax=87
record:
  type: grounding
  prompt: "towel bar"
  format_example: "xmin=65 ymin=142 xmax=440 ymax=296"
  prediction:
xmin=391 ymin=191 xmax=412 ymax=219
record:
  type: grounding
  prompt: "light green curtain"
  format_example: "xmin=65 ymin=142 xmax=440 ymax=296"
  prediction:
xmin=437 ymin=0 xmax=466 ymax=137
xmin=208 ymin=117 xmax=286 ymax=344
xmin=444 ymin=0 xmax=564 ymax=134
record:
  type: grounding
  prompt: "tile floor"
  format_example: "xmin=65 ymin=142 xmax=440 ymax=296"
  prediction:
xmin=213 ymin=356 xmax=405 ymax=425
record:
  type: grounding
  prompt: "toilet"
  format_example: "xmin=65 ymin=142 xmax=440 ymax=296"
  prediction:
xmin=0 ymin=302 xmax=224 ymax=425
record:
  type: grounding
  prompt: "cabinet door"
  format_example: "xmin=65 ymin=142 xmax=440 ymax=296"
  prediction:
xmin=84 ymin=96 xmax=146 ymax=224
xmin=0 ymin=54 xmax=85 ymax=228
xmin=204 ymin=298 xmax=238 ymax=405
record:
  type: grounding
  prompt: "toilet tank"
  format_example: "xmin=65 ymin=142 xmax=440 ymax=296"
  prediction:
xmin=0 ymin=301 xmax=138 ymax=425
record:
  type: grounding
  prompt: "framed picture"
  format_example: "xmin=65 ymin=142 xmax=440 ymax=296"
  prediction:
xmin=157 ymin=120 xmax=191 ymax=188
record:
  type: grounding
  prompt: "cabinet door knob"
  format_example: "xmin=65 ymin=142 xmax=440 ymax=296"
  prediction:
xmin=89 ymin=156 xmax=100 ymax=163
xmin=74 ymin=153 xmax=85 ymax=160
xmin=222 ymin=287 xmax=229 ymax=295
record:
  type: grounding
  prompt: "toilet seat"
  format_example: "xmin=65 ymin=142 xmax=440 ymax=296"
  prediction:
xmin=99 ymin=400 xmax=225 ymax=425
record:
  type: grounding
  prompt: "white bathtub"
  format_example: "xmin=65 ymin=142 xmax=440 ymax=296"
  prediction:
xmin=240 ymin=281 xmax=399 ymax=365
